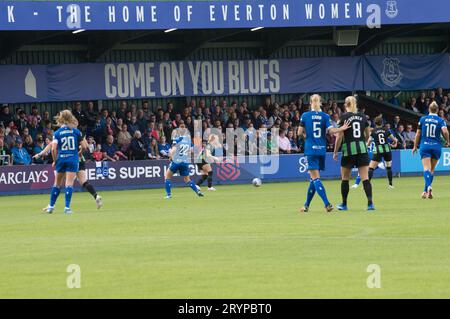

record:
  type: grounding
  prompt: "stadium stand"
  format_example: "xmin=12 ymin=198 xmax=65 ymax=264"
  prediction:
xmin=1 ymin=89 xmax=449 ymax=165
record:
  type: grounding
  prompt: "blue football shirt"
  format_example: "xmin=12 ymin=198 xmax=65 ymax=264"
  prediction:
xmin=53 ymin=126 xmax=82 ymax=160
xmin=171 ymin=135 xmax=192 ymax=164
xmin=300 ymin=111 xmax=332 ymax=156
xmin=418 ymin=114 xmax=446 ymax=147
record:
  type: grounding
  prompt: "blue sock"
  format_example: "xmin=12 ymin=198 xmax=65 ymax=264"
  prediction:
xmin=355 ymin=175 xmax=361 ymax=185
xmin=313 ymin=178 xmax=331 ymax=207
xmin=430 ymin=173 xmax=434 ymax=185
xmin=165 ymin=179 xmax=172 ymax=196
xmin=423 ymin=170 xmax=432 ymax=192
xmin=305 ymin=179 xmax=316 ymax=207
xmin=187 ymin=180 xmax=199 ymax=194
xmin=65 ymin=186 xmax=73 ymax=209
xmin=49 ymin=186 xmax=60 ymax=207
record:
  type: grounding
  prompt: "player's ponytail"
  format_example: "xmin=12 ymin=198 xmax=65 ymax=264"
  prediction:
xmin=310 ymin=94 xmax=322 ymax=112
xmin=345 ymin=96 xmax=358 ymax=113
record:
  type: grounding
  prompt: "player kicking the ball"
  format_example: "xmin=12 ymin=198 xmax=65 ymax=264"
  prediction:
xmin=412 ymin=102 xmax=449 ymax=199
xmin=298 ymin=94 xmax=350 ymax=213
xmin=164 ymin=124 xmax=204 ymax=199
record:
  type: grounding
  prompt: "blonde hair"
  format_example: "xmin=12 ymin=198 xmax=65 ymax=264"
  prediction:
xmin=208 ymin=134 xmax=217 ymax=144
xmin=54 ymin=110 xmax=78 ymax=128
xmin=310 ymin=94 xmax=322 ymax=112
xmin=429 ymin=101 xmax=439 ymax=114
xmin=345 ymin=96 xmax=358 ymax=113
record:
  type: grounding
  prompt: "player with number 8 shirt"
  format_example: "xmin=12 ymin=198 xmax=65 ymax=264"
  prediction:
xmin=333 ymin=96 xmax=374 ymax=211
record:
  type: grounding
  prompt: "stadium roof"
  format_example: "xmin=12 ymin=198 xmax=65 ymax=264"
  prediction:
xmin=1 ymin=23 xmax=449 ymax=62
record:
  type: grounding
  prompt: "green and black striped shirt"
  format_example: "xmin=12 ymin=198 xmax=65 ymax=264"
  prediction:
xmin=371 ymin=128 xmax=392 ymax=154
xmin=338 ymin=112 xmax=369 ymax=157
xmin=197 ymin=143 xmax=214 ymax=162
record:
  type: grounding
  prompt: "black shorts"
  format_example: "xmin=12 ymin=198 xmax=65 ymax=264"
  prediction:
xmin=341 ymin=153 xmax=370 ymax=168
xmin=79 ymin=161 xmax=86 ymax=171
xmin=196 ymin=160 xmax=209 ymax=171
xmin=372 ymin=152 xmax=392 ymax=163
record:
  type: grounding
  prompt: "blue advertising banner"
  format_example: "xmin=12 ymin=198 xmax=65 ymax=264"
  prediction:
xmin=0 ymin=58 xmax=365 ymax=103
xmin=2 ymin=54 xmax=450 ymax=103
xmin=363 ymin=54 xmax=450 ymax=91
xmin=0 ymin=153 xmax=403 ymax=196
xmin=0 ymin=1 xmax=449 ymax=31
xmin=0 ymin=65 xmax=48 ymax=103
xmin=400 ymin=148 xmax=450 ymax=173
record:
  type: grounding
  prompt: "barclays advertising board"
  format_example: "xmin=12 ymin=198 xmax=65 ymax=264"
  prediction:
xmin=2 ymin=150 xmax=449 ymax=196
xmin=0 ymin=153 xmax=405 ymax=196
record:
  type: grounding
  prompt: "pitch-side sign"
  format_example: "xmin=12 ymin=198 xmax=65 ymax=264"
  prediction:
xmin=0 ymin=153 xmax=404 ymax=196
xmin=0 ymin=1 xmax=449 ymax=31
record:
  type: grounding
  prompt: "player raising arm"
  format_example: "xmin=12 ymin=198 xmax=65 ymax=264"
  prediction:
xmin=412 ymin=102 xmax=450 ymax=199
xmin=298 ymin=94 xmax=350 ymax=213
xmin=45 ymin=110 xmax=87 ymax=214
xmin=334 ymin=96 xmax=375 ymax=211
xmin=35 ymin=143 xmax=103 ymax=209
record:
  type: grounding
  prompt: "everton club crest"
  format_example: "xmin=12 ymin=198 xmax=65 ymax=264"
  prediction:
xmin=385 ymin=0 xmax=398 ymax=18
xmin=381 ymin=57 xmax=403 ymax=87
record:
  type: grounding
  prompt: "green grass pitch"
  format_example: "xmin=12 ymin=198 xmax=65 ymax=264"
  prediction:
xmin=0 ymin=176 xmax=449 ymax=298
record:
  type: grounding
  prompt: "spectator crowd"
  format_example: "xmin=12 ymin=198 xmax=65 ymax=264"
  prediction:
xmin=1 ymin=88 xmax=449 ymax=166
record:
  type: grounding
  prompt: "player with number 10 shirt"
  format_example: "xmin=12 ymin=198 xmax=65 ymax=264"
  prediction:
xmin=413 ymin=102 xmax=450 ymax=199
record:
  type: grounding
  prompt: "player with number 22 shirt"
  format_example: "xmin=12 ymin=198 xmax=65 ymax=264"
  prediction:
xmin=164 ymin=124 xmax=204 ymax=199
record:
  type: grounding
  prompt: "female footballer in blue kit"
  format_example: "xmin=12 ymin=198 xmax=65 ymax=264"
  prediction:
xmin=164 ymin=124 xmax=204 ymax=199
xmin=298 ymin=94 xmax=350 ymax=213
xmin=45 ymin=110 xmax=88 ymax=214
xmin=36 ymin=136 xmax=103 ymax=210
xmin=413 ymin=102 xmax=449 ymax=199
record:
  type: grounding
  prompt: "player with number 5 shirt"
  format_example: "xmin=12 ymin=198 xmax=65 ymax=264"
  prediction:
xmin=298 ymin=94 xmax=350 ymax=213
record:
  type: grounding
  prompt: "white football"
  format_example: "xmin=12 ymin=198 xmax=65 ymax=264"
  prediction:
xmin=252 ymin=178 xmax=262 ymax=187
